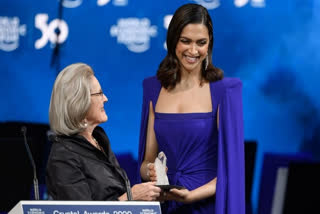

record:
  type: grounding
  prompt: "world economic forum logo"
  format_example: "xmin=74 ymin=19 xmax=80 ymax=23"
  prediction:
xmin=192 ymin=0 xmax=221 ymax=9
xmin=61 ymin=0 xmax=128 ymax=8
xmin=0 ymin=16 xmax=26 ymax=52
xmin=192 ymin=0 xmax=265 ymax=9
xmin=234 ymin=0 xmax=265 ymax=7
xmin=110 ymin=18 xmax=157 ymax=53
xmin=27 ymin=208 xmax=44 ymax=214
xmin=97 ymin=0 xmax=128 ymax=6
xmin=34 ymin=14 xmax=69 ymax=49
xmin=60 ymin=0 xmax=83 ymax=8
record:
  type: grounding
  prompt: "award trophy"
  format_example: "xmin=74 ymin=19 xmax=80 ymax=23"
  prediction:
xmin=154 ymin=151 xmax=185 ymax=190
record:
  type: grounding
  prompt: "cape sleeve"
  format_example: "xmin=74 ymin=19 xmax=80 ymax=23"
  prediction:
xmin=215 ymin=78 xmax=245 ymax=214
xmin=137 ymin=76 xmax=160 ymax=183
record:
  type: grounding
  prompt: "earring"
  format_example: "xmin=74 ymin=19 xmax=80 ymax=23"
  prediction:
xmin=83 ymin=120 xmax=88 ymax=128
xmin=205 ymin=55 xmax=209 ymax=70
xmin=173 ymin=71 xmax=177 ymax=80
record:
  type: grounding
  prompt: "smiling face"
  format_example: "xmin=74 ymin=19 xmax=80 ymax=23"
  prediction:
xmin=85 ymin=76 xmax=108 ymax=126
xmin=175 ymin=23 xmax=209 ymax=74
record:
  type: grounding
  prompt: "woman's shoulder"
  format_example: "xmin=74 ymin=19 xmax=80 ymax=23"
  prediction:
xmin=211 ymin=77 xmax=242 ymax=91
xmin=47 ymin=136 xmax=78 ymax=163
xmin=142 ymin=76 xmax=161 ymax=98
xmin=142 ymin=75 xmax=159 ymax=87
xmin=50 ymin=135 xmax=79 ymax=152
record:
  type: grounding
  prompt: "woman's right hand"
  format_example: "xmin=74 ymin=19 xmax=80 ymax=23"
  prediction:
xmin=131 ymin=182 xmax=161 ymax=201
xmin=146 ymin=163 xmax=157 ymax=182
xmin=146 ymin=162 xmax=168 ymax=182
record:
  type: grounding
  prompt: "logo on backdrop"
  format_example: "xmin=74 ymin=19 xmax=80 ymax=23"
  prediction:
xmin=110 ymin=18 xmax=157 ymax=53
xmin=60 ymin=0 xmax=83 ymax=8
xmin=234 ymin=0 xmax=265 ymax=7
xmin=34 ymin=14 xmax=69 ymax=49
xmin=192 ymin=0 xmax=221 ymax=9
xmin=61 ymin=0 xmax=128 ymax=8
xmin=192 ymin=0 xmax=265 ymax=9
xmin=97 ymin=0 xmax=128 ymax=6
xmin=0 ymin=16 xmax=26 ymax=52
xmin=163 ymin=15 xmax=173 ymax=50
xmin=27 ymin=208 xmax=44 ymax=214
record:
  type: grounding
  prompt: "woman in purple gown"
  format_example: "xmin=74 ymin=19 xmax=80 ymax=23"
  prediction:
xmin=138 ymin=3 xmax=245 ymax=214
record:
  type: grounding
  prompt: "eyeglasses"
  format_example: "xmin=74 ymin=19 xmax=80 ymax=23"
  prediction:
xmin=90 ymin=91 xmax=104 ymax=97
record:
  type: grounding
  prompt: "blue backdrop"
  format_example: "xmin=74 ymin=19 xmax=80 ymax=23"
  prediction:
xmin=1 ymin=0 xmax=320 ymax=213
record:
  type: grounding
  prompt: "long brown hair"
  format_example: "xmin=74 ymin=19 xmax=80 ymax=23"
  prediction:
xmin=157 ymin=3 xmax=223 ymax=89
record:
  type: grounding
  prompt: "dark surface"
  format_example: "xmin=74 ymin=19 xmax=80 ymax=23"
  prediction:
xmin=156 ymin=185 xmax=186 ymax=191
xmin=245 ymin=141 xmax=257 ymax=214
xmin=258 ymin=153 xmax=314 ymax=214
xmin=0 ymin=122 xmax=50 ymax=212
xmin=283 ymin=162 xmax=320 ymax=214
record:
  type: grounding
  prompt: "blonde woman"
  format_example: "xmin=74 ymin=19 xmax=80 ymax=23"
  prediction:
xmin=47 ymin=63 xmax=161 ymax=201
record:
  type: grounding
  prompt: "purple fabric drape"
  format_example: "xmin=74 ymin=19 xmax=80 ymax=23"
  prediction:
xmin=137 ymin=76 xmax=245 ymax=214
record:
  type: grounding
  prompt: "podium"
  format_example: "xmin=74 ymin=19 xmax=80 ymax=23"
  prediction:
xmin=9 ymin=201 xmax=162 ymax=214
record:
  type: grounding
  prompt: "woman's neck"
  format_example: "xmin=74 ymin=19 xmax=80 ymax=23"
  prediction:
xmin=79 ymin=126 xmax=95 ymax=142
xmin=79 ymin=126 xmax=102 ymax=151
xmin=179 ymin=69 xmax=202 ymax=89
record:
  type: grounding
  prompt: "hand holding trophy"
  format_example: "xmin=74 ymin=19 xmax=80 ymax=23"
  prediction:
xmin=154 ymin=151 xmax=185 ymax=191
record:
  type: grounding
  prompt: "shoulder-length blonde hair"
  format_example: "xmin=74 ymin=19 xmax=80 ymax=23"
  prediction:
xmin=49 ymin=63 xmax=94 ymax=136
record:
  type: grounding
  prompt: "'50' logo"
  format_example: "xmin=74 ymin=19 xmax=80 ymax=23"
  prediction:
xmin=34 ymin=14 xmax=69 ymax=49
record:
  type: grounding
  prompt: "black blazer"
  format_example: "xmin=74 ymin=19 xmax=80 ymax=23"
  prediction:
xmin=46 ymin=126 xmax=127 ymax=200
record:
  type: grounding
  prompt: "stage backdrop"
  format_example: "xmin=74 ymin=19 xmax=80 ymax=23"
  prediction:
xmin=1 ymin=0 xmax=320 ymax=213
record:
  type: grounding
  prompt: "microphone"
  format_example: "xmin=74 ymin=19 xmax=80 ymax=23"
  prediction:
xmin=120 ymin=169 xmax=132 ymax=201
xmin=125 ymin=176 xmax=133 ymax=201
xmin=21 ymin=126 xmax=40 ymax=200
xmin=51 ymin=0 xmax=65 ymax=74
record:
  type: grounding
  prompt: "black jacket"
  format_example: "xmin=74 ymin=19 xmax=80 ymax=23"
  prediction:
xmin=46 ymin=126 xmax=127 ymax=200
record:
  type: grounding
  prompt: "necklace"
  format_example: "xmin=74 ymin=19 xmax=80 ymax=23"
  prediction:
xmin=92 ymin=137 xmax=100 ymax=148
xmin=92 ymin=137 xmax=106 ymax=155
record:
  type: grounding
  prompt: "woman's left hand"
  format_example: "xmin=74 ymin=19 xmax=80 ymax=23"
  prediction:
xmin=162 ymin=178 xmax=217 ymax=203
xmin=165 ymin=188 xmax=194 ymax=204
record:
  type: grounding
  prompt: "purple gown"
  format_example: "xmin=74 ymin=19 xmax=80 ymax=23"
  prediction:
xmin=138 ymin=76 xmax=245 ymax=214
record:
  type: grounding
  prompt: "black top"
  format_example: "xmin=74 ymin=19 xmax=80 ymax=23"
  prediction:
xmin=46 ymin=126 xmax=127 ymax=200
